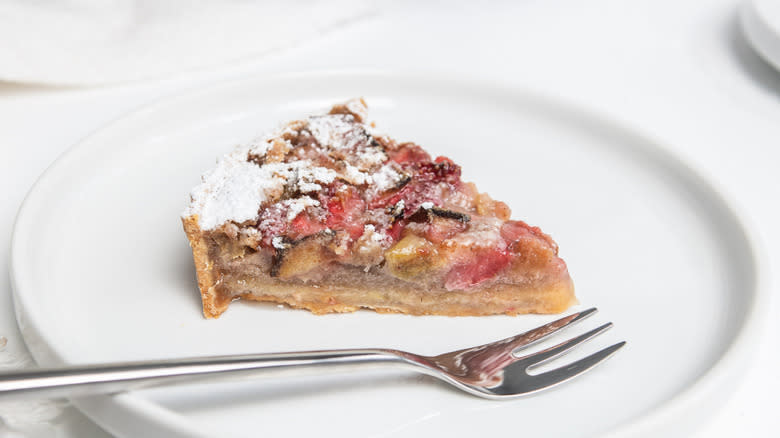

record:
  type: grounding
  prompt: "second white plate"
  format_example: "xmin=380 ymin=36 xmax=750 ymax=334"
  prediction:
xmin=11 ymin=72 xmax=764 ymax=437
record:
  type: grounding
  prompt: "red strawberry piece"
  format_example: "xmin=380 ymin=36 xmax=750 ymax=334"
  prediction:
xmin=388 ymin=143 xmax=431 ymax=165
xmin=369 ymin=162 xmax=458 ymax=212
xmin=385 ymin=220 xmax=404 ymax=241
xmin=444 ymin=248 xmax=511 ymax=290
xmin=500 ymin=220 xmax=557 ymax=251
xmin=415 ymin=160 xmax=461 ymax=185
xmin=370 ymin=151 xmax=462 ymax=211
xmin=289 ymin=212 xmax=327 ymax=238
xmin=325 ymin=187 xmax=367 ymax=241
xmin=424 ymin=217 xmax=468 ymax=244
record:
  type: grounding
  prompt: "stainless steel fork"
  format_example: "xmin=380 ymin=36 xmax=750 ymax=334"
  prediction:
xmin=0 ymin=308 xmax=624 ymax=401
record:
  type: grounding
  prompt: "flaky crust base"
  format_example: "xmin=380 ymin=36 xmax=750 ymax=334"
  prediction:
xmin=183 ymin=215 xmax=576 ymax=319
xmin=235 ymin=278 xmax=576 ymax=317
xmin=183 ymin=215 xmax=227 ymax=317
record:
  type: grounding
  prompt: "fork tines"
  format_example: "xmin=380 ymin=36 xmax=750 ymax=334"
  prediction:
xmin=494 ymin=307 xmax=626 ymax=395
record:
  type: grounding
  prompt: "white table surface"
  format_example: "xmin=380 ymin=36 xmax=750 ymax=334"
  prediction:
xmin=0 ymin=0 xmax=777 ymax=436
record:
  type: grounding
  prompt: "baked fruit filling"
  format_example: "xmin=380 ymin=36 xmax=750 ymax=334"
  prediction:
xmin=182 ymin=99 xmax=576 ymax=318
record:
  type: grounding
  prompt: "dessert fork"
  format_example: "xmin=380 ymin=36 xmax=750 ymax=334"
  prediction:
xmin=0 ymin=308 xmax=624 ymax=401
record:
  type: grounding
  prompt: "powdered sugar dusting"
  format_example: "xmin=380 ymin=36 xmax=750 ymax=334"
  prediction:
xmin=184 ymin=154 xmax=286 ymax=230
xmin=307 ymin=115 xmax=363 ymax=151
xmin=247 ymin=136 xmax=272 ymax=157
xmin=356 ymin=147 xmax=387 ymax=169
xmin=282 ymin=196 xmax=320 ymax=221
xmin=342 ymin=163 xmax=372 ymax=185
xmin=371 ymin=163 xmax=404 ymax=192
xmin=184 ymin=101 xmax=400 ymax=230
xmin=355 ymin=224 xmax=392 ymax=259
xmin=295 ymin=165 xmax=339 ymax=193
xmin=306 ymin=111 xmax=386 ymax=170
xmin=184 ymin=153 xmax=338 ymax=230
xmin=365 ymin=224 xmax=390 ymax=245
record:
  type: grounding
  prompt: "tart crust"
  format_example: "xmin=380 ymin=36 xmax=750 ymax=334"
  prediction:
xmin=182 ymin=99 xmax=576 ymax=318
xmin=183 ymin=215 xmax=225 ymax=317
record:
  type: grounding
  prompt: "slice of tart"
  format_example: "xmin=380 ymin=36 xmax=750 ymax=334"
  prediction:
xmin=182 ymin=99 xmax=576 ymax=318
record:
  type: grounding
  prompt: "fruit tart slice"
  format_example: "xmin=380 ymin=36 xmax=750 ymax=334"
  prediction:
xmin=182 ymin=99 xmax=576 ymax=318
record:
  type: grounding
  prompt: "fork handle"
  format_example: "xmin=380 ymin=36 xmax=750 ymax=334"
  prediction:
xmin=0 ymin=349 xmax=405 ymax=401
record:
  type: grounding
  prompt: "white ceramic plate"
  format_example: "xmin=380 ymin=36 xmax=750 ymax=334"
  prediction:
xmin=742 ymin=0 xmax=780 ymax=72
xmin=11 ymin=72 xmax=765 ymax=438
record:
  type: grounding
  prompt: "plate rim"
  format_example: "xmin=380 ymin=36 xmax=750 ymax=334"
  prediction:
xmin=9 ymin=70 xmax=770 ymax=438
xmin=741 ymin=0 xmax=780 ymax=73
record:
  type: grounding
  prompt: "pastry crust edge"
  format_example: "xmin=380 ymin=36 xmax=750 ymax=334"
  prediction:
xmin=235 ymin=279 xmax=577 ymax=317
xmin=183 ymin=215 xmax=229 ymax=318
